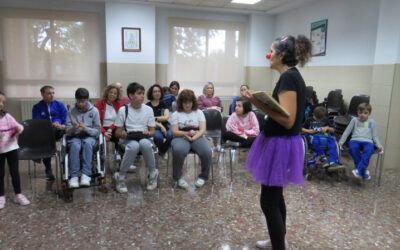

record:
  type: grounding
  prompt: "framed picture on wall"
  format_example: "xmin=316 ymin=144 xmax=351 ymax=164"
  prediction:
xmin=122 ymin=27 xmax=141 ymax=52
xmin=310 ymin=19 xmax=327 ymax=56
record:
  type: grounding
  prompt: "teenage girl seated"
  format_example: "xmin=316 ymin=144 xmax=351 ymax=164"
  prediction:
xmin=223 ymin=97 xmax=259 ymax=147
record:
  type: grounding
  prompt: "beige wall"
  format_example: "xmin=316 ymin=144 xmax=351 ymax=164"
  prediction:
xmin=245 ymin=66 xmax=274 ymax=92
xmin=156 ymin=64 xmax=168 ymax=86
xmin=106 ymin=63 xmax=156 ymax=93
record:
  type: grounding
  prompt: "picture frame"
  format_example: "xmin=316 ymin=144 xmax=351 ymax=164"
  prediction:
xmin=122 ymin=27 xmax=141 ymax=52
xmin=310 ymin=19 xmax=327 ymax=56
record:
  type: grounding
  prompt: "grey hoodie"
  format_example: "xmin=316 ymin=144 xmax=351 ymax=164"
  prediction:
xmin=66 ymin=102 xmax=101 ymax=138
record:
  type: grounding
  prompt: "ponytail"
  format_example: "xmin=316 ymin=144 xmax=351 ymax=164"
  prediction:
xmin=272 ymin=35 xmax=312 ymax=67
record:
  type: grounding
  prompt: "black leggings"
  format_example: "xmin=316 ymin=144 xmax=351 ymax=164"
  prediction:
xmin=0 ymin=150 xmax=21 ymax=196
xmin=222 ymin=131 xmax=256 ymax=148
xmin=260 ymin=185 xmax=286 ymax=250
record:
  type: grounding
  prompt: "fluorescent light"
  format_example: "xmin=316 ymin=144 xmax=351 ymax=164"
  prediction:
xmin=231 ymin=0 xmax=261 ymax=4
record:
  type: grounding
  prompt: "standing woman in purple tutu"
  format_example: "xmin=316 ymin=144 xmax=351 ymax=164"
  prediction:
xmin=243 ymin=35 xmax=312 ymax=250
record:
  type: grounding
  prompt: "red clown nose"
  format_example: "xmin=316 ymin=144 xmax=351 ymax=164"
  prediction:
xmin=266 ymin=53 xmax=271 ymax=59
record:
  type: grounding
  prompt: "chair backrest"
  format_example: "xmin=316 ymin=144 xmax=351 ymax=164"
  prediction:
xmin=347 ymin=94 xmax=370 ymax=117
xmin=221 ymin=115 xmax=229 ymax=143
xmin=252 ymin=109 xmax=266 ymax=128
xmin=202 ymin=109 xmax=222 ymax=138
xmin=18 ymin=119 xmax=57 ymax=160
xmin=326 ymin=89 xmax=343 ymax=111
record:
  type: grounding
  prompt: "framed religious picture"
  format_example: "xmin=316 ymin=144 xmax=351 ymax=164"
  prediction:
xmin=122 ymin=27 xmax=141 ymax=52
xmin=310 ymin=19 xmax=327 ymax=56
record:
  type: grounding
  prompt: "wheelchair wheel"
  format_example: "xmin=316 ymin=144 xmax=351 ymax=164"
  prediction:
xmin=305 ymin=173 xmax=312 ymax=181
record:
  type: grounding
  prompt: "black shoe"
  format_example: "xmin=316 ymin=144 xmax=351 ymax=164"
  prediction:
xmin=46 ymin=172 xmax=55 ymax=181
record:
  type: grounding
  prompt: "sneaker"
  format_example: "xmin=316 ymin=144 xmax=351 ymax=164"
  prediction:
xmin=114 ymin=172 xmax=128 ymax=193
xmin=328 ymin=162 xmax=345 ymax=171
xmin=362 ymin=171 xmax=371 ymax=180
xmin=195 ymin=178 xmax=205 ymax=188
xmin=80 ymin=174 xmax=91 ymax=187
xmin=115 ymin=153 xmax=122 ymax=161
xmin=13 ymin=194 xmax=30 ymax=206
xmin=69 ymin=177 xmax=79 ymax=188
xmin=320 ymin=156 xmax=329 ymax=168
xmin=46 ymin=173 xmax=55 ymax=181
xmin=0 ymin=196 xmax=5 ymax=209
xmin=178 ymin=178 xmax=189 ymax=189
xmin=127 ymin=165 xmax=137 ymax=173
xmin=352 ymin=169 xmax=362 ymax=179
xmin=146 ymin=169 xmax=159 ymax=191
xmin=256 ymin=238 xmax=289 ymax=249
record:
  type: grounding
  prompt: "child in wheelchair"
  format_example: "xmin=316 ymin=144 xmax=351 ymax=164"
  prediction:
xmin=302 ymin=106 xmax=344 ymax=171
xmin=65 ymin=88 xmax=101 ymax=188
xmin=338 ymin=103 xmax=383 ymax=180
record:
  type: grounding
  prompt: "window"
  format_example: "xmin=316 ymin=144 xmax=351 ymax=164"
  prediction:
xmin=169 ymin=18 xmax=245 ymax=96
xmin=0 ymin=8 xmax=101 ymax=98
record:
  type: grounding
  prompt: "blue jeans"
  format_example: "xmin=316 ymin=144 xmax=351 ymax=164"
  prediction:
xmin=311 ymin=135 xmax=339 ymax=163
xmin=68 ymin=137 xmax=97 ymax=178
xmin=154 ymin=125 xmax=172 ymax=155
xmin=348 ymin=140 xmax=375 ymax=176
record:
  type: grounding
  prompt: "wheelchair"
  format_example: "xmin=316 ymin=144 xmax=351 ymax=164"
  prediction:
xmin=302 ymin=134 xmax=346 ymax=181
xmin=59 ymin=134 xmax=107 ymax=201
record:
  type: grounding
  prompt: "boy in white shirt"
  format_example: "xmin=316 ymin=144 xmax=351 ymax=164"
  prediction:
xmin=113 ymin=82 xmax=158 ymax=192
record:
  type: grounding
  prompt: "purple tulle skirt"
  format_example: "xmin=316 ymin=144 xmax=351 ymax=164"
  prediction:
xmin=245 ymin=132 xmax=304 ymax=187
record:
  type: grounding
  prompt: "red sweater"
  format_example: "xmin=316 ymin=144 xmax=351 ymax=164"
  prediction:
xmin=96 ymin=99 xmax=123 ymax=133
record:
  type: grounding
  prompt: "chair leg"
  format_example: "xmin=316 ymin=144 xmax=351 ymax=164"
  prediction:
xmin=55 ymin=154 xmax=60 ymax=195
xmin=229 ymin=148 xmax=233 ymax=183
xmin=377 ymin=153 xmax=384 ymax=187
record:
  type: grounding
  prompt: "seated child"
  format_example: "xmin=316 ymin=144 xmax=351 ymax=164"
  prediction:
xmin=0 ymin=91 xmax=30 ymax=209
xmin=339 ymin=103 xmax=383 ymax=180
xmin=162 ymin=86 xmax=176 ymax=110
xmin=223 ymin=97 xmax=259 ymax=147
xmin=302 ymin=106 xmax=344 ymax=170
xmin=113 ymin=82 xmax=158 ymax=193
xmin=66 ymin=88 xmax=101 ymax=188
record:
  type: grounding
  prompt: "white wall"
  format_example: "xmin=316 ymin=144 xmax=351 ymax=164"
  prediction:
xmin=245 ymin=13 xmax=275 ymax=67
xmin=155 ymin=8 xmax=247 ymax=64
xmin=105 ymin=2 xmax=155 ymax=63
xmin=275 ymin=0 xmax=380 ymax=66
xmin=374 ymin=0 xmax=400 ymax=64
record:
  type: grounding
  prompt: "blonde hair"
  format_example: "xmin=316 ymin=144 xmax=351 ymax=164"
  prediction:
xmin=202 ymin=82 xmax=214 ymax=96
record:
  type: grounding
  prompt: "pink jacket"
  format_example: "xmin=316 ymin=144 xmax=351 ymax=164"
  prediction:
xmin=0 ymin=113 xmax=23 ymax=153
xmin=226 ymin=112 xmax=259 ymax=138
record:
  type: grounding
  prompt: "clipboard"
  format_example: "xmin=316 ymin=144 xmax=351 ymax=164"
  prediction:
xmin=251 ymin=91 xmax=290 ymax=117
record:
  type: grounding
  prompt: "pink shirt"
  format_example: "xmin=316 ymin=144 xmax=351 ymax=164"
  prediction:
xmin=226 ymin=112 xmax=259 ymax=138
xmin=0 ymin=113 xmax=23 ymax=153
xmin=197 ymin=95 xmax=223 ymax=111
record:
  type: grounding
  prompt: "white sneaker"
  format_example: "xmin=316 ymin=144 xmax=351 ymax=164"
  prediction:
xmin=127 ymin=165 xmax=137 ymax=173
xmin=146 ymin=169 xmax=159 ymax=191
xmin=178 ymin=178 xmax=189 ymax=189
xmin=113 ymin=172 xmax=128 ymax=193
xmin=69 ymin=177 xmax=79 ymax=189
xmin=115 ymin=153 xmax=121 ymax=161
xmin=80 ymin=174 xmax=91 ymax=187
xmin=195 ymin=178 xmax=205 ymax=188
xmin=256 ymin=237 xmax=289 ymax=249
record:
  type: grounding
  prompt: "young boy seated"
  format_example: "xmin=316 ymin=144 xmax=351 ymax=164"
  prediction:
xmin=113 ymin=82 xmax=158 ymax=193
xmin=302 ymin=106 xmax=344 ymax=171
xmin=339 ymin=103 xmax=383 ymax=180
xmin=66 ymin=88 xmax=101 ymax=188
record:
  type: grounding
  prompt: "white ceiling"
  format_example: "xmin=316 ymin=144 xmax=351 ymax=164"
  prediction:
xmin=72 ymin=0 xmax=319 ymax=14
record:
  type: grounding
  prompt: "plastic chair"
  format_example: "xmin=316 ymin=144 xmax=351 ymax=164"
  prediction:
xmin=252 ymin=109 xmax=266 ymax=128
xmin=18 ymin=119 xmax=60 ymax=192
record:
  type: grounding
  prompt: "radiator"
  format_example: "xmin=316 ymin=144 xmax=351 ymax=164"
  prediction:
xmin=21 ymin=99 xmax=77 ymax=121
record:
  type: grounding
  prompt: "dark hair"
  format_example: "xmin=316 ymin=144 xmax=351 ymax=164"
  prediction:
xmin=75 ymin=88 xmax=89 ymax=99
xmin=102 ymin=85 xmax=121 ymax=101
xmin=357 ymin=103 xmax=372 ymax=113
xmin=313 ymin=106 xmax=327 ymax=120
xmin=0 ymin=91 xmax=6 ymax=116
xmin=162 ymin=86 xmax=170 ymax=95
xmin=40 ymin=85 xmax=54 ymax=94
xmin=127 ymin=82 xmax=145 ymax=97
xmin=236 ymin=97 xmax=252 ymax=114
xmin=176 ymin=89 xmax=198 ymax=112
xmin=240 ymin=84 xmax=249 ymax=90
xmin=272 ymin=35 xmax=312 ymax=67
xmin=147 ymin=84 xmax=164 ymax=101
xmin=169 ymin=81 xmax=180 ymax=90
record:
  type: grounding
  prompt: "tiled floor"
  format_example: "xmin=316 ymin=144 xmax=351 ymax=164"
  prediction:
xmin=0 ymin=149 xmax=399 ymax=249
